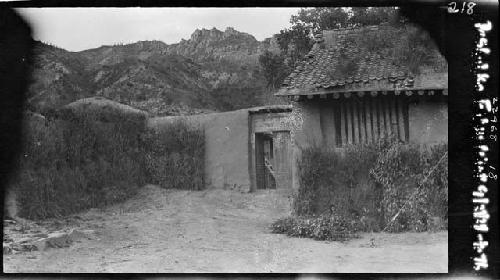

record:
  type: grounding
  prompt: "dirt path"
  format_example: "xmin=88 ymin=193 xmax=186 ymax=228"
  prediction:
xmin=3 ymin=185 xmax=447 ymax=273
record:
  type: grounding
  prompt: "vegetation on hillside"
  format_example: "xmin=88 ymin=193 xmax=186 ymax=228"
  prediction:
xmin=258 ymin=51 xmax=291 ymax=89
xmin=28 ymin=27 xmax=273 ymax=116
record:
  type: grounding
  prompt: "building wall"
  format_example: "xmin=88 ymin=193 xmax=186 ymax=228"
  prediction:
xmin=290 ymin=101 xmax=324 ymax=190
xmin=4 ymin=188 xmax=18 ymax=219
xmin=292 ymin=96 xmax=448 ymax=188
xmin=148 ymin=109 xmax=251 ymax=192
xmin=294 ymin=96 xmax=448 ymax=147
xmin=408 ymin=99 xmax=448 ymax=144
xmin=293 ymin=101 xmax=324 ymax=150
xmin=145 ymin=98 xmax=447 ymax=193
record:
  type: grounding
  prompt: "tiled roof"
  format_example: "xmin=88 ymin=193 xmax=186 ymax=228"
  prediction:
xmin=276 ymin=25 xmax=448 ymax=97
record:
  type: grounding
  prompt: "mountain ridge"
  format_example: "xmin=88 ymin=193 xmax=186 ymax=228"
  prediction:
xmin=28 ymin=27 xmax=282 ymax=116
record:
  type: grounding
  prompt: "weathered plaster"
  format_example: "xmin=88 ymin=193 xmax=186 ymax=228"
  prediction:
xmin=408 ymin=100 xmax=448 ymax=144
xmin=148 ymin=108 xmax=293 ymax=193
xmin=293 ymin=102 xmax=324 ymax=149
xmin=148 ymin=109 xmax=251 ymax=192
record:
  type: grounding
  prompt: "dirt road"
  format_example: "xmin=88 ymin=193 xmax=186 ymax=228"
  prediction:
xmin=3 ymin=185 xmax=447 ymax=273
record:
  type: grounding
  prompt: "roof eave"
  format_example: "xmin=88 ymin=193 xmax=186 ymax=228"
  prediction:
xmin=275 ymin=87 xmax=449 ymax=97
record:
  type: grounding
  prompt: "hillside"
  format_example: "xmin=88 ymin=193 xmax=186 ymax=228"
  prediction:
xmin=27 ymin=27 xmax=280 ymax=116
xmin=27 ymin=42 xmax=92 ymax=113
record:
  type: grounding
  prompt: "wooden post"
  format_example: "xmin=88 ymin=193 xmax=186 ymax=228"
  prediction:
xmin=340 ymin=102 xmax=347 ymax=146
xmin=377 ymin=97 xmax=386 ymax=137
xmin=384 ymin=96 xmax=392 ymax=137
xmin=346 ymin=99 xmax=353 ymax=144
xmin=397 ymin=97 xmax=406 ymax=142
xmin=372 ymin=97 xmax=379 ymax=141
xmin=365 ymin=98 xmax=373 ymax=143
xmin=352 ymin=99 xmax=359 ymax=144
xmin=390 ymin=96 xmax=398 ymax=139
xmin=359 ymin=99 xmax=366 ymax=143
xmin=331 ymin=105 xmax=337 ymax=147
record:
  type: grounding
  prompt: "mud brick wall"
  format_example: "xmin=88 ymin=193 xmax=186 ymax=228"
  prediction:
xmin=148 ymin=109 xmax=251 ymax=192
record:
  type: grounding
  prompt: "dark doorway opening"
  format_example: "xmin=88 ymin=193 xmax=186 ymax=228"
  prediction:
xmin=255 ymin=133 xmax=276 ymax=189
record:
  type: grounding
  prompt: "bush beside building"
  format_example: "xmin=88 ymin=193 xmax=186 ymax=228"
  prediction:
xmin=273 ymin=139 xmax=447 ymax=240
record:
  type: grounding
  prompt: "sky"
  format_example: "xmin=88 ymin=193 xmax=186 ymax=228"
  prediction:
xmin=16 ymin=8 xmax=301 ymax=52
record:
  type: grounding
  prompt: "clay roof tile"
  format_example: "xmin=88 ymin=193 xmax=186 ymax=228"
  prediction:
xmin=277 ymin=24 xmax=448 ymax=96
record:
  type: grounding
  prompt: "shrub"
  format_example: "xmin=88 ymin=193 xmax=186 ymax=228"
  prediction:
xmin=11 ymin=113 xmax=147 ymax=220
xmin=371 ymin=142 xmax=448 ymax=232
xmin=286 ymin=138 xmax=448 ymax=238
xmin=271 ymin=214 xmax=360 ymax=241
xmin=270 ymin=216 xmax=296 ymax=234
xmin=143 ymin=120 xmax=205 ymax=190
xmin=294 ymin=145 xmax=338 ymax=216
xmin=294 ymin=138 xmax=393 ymax=222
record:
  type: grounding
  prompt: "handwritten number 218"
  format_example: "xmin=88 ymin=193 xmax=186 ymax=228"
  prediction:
xmin=448 ymin=2 xmax=476 ymax=14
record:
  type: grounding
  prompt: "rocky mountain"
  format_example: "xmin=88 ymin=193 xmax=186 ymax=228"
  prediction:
xmin=27 ymin=27 xmax=282 ymax=116
xmin=28 ymin=42 xmax=92 ymax=112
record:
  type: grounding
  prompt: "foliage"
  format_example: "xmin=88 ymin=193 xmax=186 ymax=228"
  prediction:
xmin=207 ymin=85 xmax=264 ymax=111
xmin=143 ymin=120 xmax=205 ymax=190
xmin=288 ymin=138 xmax=448 ymax=237
xmin=261 ymin=7 xmax=404 ymax=90
xmin=351 ymin=24 xmax=443 ymax=74
xmin=294 ymin=138 xmax=394 ymax=218
xmin=11 ymin=110 xmax=207 ymax=220
xmin=349 ymin=7 xmax=403 ymax=28
xmin=271 ymin=213 xmax=360 ymax=241
xmin=275 ymin=24 xmax=314 ymax=69
xmin=284 ymin=7 xmax=402 ymax=53
xmin=291 ymin=7 xmax=401 ymax=33
xmin=258 ymin=51 xmax=291 ymax=89
xmin=371 ymin=142 xmax=448 ymax=232
xmin=12 ymin=113 xmax=147 ymax=220
xmin=290 ymin=8 xmax=350 ymax=32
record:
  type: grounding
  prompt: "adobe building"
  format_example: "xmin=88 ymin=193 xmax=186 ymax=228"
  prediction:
xmin=277 ymin=24 xmax=448 ymax=148
xmin=148 ymin=105 xmax=293 ymax=192
xmin=275 ymin=24 xmax=448 ymax=189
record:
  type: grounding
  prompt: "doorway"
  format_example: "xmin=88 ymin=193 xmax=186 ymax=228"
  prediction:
xmin=254 ymin=131 xmax=292 ymax=190
xmin=255 ymin=133 xmax=276 ymax=189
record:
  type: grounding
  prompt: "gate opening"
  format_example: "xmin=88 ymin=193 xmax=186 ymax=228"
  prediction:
xmin=255 ymin=132 xmax=276 ymax=189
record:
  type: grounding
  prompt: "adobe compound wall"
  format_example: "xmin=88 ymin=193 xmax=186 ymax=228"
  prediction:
xmin=148 ymin=109 xmax=251 ymax=192
xmin=148 ymin=106 xmax=294 ymax=192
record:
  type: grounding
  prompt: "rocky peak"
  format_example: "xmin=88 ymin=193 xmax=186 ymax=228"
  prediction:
xmin=223 ymin=27 xmax=240 ymax=37
xmin=191 ymin=28 xmax=223 ymax=42
xmin=189 ymin=27 xmax=256 ymax=43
